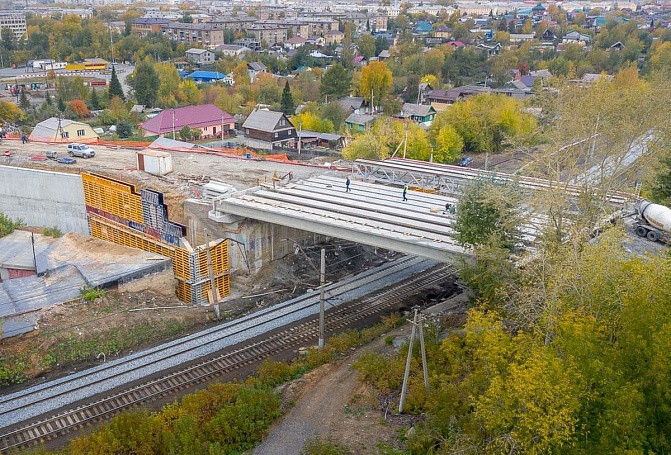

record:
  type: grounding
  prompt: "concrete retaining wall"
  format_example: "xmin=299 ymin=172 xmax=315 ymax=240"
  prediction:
xmin=0 ymin=166 xmax=88 ymax=234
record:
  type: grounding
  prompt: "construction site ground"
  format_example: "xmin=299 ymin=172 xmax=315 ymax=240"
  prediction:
xmin=0 ymin=139 xmax=339 ymax=225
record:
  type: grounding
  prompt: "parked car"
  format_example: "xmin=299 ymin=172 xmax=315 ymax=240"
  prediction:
xmin=46 ymin=150 xmax=57 ymax=159
xmin=457 ymin=156 xmax=473 ymax=167
xmin=67 ymin=143 xmax=95 ymax=158
xmin=57 ymin=157 xmax=77 ymax=164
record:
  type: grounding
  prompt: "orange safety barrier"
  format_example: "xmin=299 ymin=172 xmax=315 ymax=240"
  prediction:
xmin=97 ymin=139 xmax=152 ymax=148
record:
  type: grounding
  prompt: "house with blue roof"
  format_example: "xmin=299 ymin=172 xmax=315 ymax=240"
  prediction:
xmin=415 ymin=21 xmax=433 ymax=34
xmin=186 ymin=71 xmax=226 ymax=84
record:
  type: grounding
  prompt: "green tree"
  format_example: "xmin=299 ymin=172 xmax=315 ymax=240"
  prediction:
xmin=341 ymin=22 xmax=354 ymax=70
xmin=57 ymin=96 xmax=66 ymax=112
xmin=651 ymin=154 xmax=671 ymax=205
xmin=44 ymin=91 xmax=52 ymax=106
xmin=453 ymin=178 xmax=524 ymax=250
xmin=19 ymin=90 xmax=30 ymax=110
xmin=357 ymin=34 xmax=376 ymax=60
xmin=108 ymin=65 xmax=125 ymax=101
xmin=374 ymin=35 xmax=389 ymax=56
xmin=180 ymin=12 xmax=193 ymax=23
xmin=320 ymin=63 xmax=351 ymax=101
xmin=280 ymin=81 xmax=295 ymax=115
xmin=89 ymin=87 xmax=100 ymax=110
xmin=431 ymin=93 xmax=535 ymax=154
xmin=380 ymin=95 xmax=401 ymax=116
xmin=321 ymin=102 xmax=347 ymax=131
xmin=56 ymin=76 xmax=89 ymax=103
xmin=179 ymin=125 xmax=192 ymax=141
xmin=0 ymin=211 xmax=21 ymax=238
xmin=130 ymin=59 xmax=159 ymax=107
xmin=115 ymin=121 xmax=133 ymax=138
xmin=0 ymin=27 xmax=14 ymax=51
xmin=343 ymin=131 xmax=388 ymax=160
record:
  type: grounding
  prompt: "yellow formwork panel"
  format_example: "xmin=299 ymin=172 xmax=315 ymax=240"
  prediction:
xmin=410 ymin=186 xmax=436 ymax=194
xmin=83 ymin=173 xmax=231 ymax=305
xmin=88 ymin=214 xmax=230 ymax=304
xmin=191 ymin=275 xmax=231 ymax=305
xmin=193 ymin=241 xmax=230 ymax=280
xmin=172 ymin=248 xmax=191 ymax=282
xmin=176 ymin=281 xmax=192 ymax=304
xmin=82 ymin=173 xmax=144 ymax=223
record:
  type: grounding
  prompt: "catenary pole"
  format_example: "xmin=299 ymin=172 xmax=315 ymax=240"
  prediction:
xmin=399 ymin=307 xmax=419 ymax=413
xmin=319 ymin=248 xmax=325 ymax=348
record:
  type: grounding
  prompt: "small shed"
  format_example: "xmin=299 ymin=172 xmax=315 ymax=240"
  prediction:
xmin=136 ymin=149 xmax=173 ymax=176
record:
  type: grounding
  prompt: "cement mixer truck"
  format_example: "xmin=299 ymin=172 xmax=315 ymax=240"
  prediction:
xmin=633 ymin=199 xmax=671 ymax=243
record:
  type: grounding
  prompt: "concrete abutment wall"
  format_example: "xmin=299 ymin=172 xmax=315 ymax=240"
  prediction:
xmin=184 ymin=199 xmax=323 ymax=275
xmin=0 ymin=165 xmax=88 ymax=234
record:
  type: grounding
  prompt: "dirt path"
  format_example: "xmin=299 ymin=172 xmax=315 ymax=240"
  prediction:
xmin=253 ymin=326 xmax=409 ymax=455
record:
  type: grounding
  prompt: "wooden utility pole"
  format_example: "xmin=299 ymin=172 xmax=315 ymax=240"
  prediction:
xmin=319 ymin=248 xmax=325 ymax=348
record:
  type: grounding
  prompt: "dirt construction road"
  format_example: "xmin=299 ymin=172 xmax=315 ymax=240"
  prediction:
xmin=0 ymin=139 xmax=342 ymax=192
xmin=253 ymin=326 xmax=409 ymax=455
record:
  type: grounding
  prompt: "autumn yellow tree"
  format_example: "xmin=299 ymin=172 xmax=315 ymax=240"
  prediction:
xmin=0 ymin=101 xmax=24 ymax=123
xmin=430 ymin=93 xmax=536 ymax=154
xmin=433 ymin=124 xmax=464 ymax=163
xmin=155 ymin=63 xmax=182 ymax=107
xmin=291 ymin=111 xmax=334 ymax=133
xmin=232 ymin=62 xmax=251 ymax=87
xmin=359 ymin=61 xmax=393 ymax=111
xmin=178 ymin=79 xmax=202 ymax=105
xmin=342 ymin=131 xmax=388 ymax=160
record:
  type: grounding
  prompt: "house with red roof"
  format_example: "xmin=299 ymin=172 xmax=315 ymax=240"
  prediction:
xmin=140 ymin=104 xmax=235 ymax=139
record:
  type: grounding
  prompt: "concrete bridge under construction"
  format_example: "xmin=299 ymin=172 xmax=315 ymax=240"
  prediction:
xmin=210 ymin=158 xmax=623 ymax=264
xmin=210 ymin=173 xmax=470 ymax=264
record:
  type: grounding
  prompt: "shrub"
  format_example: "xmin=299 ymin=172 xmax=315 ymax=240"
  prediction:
xmin=43 ymin=227 xmax=62 ymax=238
xmin=0 ymin=212 xmax=22 ymax=238
xmin=115 ymin=121 xmax=133 ymax=138
xmin=80 ymin=286 xmax=106 ymax=302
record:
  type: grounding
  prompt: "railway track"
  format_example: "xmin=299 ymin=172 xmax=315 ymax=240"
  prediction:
xmin=0 ymin=257 xmax=455 ymax=452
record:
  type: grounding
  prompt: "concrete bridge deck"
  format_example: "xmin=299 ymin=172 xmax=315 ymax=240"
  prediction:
xmin=210 ymin=175 xmax=471 ymax=264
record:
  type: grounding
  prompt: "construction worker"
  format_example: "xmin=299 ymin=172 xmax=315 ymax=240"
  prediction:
xmin=403 ymin=184 xmax=408 ymax=201
xmin=345 ymin=177 xmax=351 ymax=192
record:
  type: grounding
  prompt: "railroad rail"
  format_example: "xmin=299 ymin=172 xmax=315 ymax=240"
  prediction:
xmin=0 ymin=257 xmax=455 ymax=452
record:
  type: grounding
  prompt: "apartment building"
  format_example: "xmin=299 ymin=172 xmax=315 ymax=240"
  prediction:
xmin=255 ymin=20 xmax=309 ymax=39
xmin=161 ymin=22 xmax=225 ymax=47
xmin=132 ymin=17 xmax=171 ymax=37
xmin=208 ymin=17 xmax=256 ymax=32
xmin=247 ymin=24 xmax=288 ymax=46
xmin=0 ymin=12 xmax=26 ymax=41
xmin=298 ymin=18 xmax=339 ymax=37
